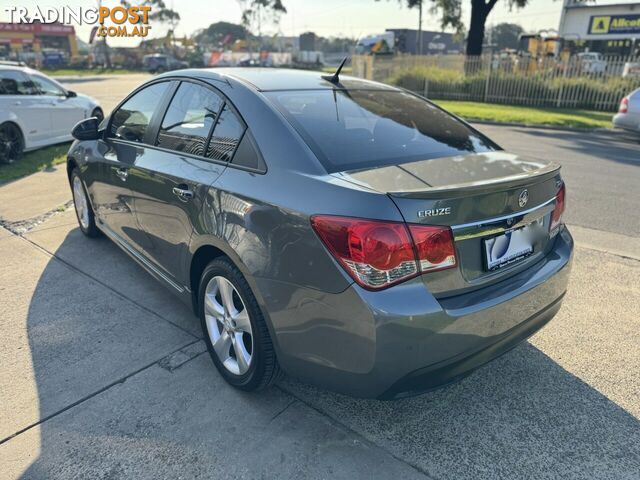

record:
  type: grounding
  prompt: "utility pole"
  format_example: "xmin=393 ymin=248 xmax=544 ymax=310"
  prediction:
xmin=417 ymin=0 xmax=423 ymax=55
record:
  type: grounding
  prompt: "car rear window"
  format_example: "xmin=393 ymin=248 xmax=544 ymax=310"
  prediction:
xmin=265 ymin=90 xmax=498 ymax=172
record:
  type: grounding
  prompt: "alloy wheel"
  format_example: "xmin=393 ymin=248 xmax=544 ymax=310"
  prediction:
xmin=204 ymin=275 xmax=254 ymax=375
xmin=0 ymin=123 xmax=22 ymax=164
xmin=72 ymin=176 xmax=90 ymax=230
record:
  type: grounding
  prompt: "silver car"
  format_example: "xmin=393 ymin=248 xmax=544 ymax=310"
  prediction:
xmin=67 ymin=68 xmax=573 ymax=399
xmin=613 ymin=88 xmax=640 ymax=134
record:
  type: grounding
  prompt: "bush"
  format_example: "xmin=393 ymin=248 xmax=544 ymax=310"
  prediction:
xmin=387 ymin=66 xmax=638 ymax=111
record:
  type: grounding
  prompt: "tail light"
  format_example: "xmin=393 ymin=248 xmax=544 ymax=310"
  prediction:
xmin=550 ymin=183 xmax=566 ymax=232
xmin=619 ymin=97 xmax=629 ymax=114
xmin=311 ymin=215 xmax=456 ymax=290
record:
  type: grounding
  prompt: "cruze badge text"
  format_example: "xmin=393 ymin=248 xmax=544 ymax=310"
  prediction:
xmin=418 ymin=207 xmax=452 ymax=218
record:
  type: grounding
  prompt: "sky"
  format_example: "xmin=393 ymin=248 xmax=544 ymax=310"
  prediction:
xmin=2 ymin=0 xmax=639 ymax=46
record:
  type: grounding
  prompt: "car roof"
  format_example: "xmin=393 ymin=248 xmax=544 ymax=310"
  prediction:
xmin=0 ymin=64 xmax=40 ymax=75
xmin=177 ymin=67 xmax=400 ymax=92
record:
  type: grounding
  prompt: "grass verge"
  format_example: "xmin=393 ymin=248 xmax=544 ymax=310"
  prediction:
xmin=434 ymin=101 xmax=613 ymax=129
xmin=0 ymin=143 xmax=70 ymax=186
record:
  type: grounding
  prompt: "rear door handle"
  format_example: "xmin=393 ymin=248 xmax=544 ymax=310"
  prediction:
xmin=172 ymin=184 xmax=194 ymax=201
xmin=13 ymin=101 xmax=22 ymax=106
xmin=115 ymin=167 xmax=129 ymax=181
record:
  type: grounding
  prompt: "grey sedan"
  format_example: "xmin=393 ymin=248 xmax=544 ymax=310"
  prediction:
xmin=66 ymin=68 xmax=572 ymax=399
xmin=613 ymin=88 xmax=640 ymax=134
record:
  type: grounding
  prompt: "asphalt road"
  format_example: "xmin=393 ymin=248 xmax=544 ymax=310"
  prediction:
xmin=478 ymin=124 xmax=640 ymax=238
xmin=0 ymin=75 xmax=638 ymax=479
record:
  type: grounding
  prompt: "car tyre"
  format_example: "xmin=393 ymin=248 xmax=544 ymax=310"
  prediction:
xmin=0 ymin=122 xmax=24 ymax=164
xmin=71 ymin=169 xmax=101 ymax=237
xmin=199 ymin=257 xmax=281 ymax=391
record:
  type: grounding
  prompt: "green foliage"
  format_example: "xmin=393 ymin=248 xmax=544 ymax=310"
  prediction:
xmin=195 ymin=22 xmax=250 ymax=46
xmin=240 ymin=0 xmax=287 ymax=27
xmin=488 ymin=23 xmax=524 ymax=50
xmin=120 ymin=0 xmax=180 ymax=25
xmin=435 ymin=100 xmax=612 ymax=129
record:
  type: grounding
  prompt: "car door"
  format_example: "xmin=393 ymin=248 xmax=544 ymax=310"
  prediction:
xmin=126 ymin=80 xmax=231 ymax=284
xmin=88 ymin=80 xmax=175 ymax=251
xmin=30 ymin=74 xmax=85 ymax=139
xmin=0 ymin=69 xmax=52 ymax=146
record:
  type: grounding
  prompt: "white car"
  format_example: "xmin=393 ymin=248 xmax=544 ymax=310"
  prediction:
xmin=0 ymin=64 xmax=102 ymax=163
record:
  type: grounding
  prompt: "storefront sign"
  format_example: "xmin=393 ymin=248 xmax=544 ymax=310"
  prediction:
xmin=589 ymin=14 xmax=640 ymax=35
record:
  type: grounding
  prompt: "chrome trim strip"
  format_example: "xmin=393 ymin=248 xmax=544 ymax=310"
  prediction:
xmin=100 ymin=223 xmax=185 ymax=293
xmin=452 ymin=197 xmax=555 ymax=231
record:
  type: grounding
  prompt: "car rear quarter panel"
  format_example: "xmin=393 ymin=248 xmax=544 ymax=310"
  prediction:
xmin=189 ymin=76 xmax=406 ymax=293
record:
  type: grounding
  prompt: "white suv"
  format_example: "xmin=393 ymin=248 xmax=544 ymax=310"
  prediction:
xmin=0 ymin=64 xmax=102 ymax=163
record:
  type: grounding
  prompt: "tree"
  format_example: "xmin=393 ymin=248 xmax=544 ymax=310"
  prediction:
xmin=381 ymin=0 xmax=528 ymax=56
xmin=237 ymin=0 xmax=287 ymax=53
xmin=487 ymin=22 xmax=524 ymax=51
xmin=122 ymin=0 xmax=180 ymax=52
xmin=430 ymin=0 xmax=528 ymax=56
xmin=195 ymin=22 xmax=250 ymax=48
xmin=121 ymin=0 xmax=181 ymax=39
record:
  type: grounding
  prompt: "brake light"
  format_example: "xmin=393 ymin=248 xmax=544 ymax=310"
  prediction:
xmin=619 ymin=97 xmax=629 ymax=114
xmin=409 ymin=224 xmax=457 ymax=272
xmin=311 ymin=215 xmax=456 ymax=290
xmin=550 ymin=183 xmax=566 ymax=232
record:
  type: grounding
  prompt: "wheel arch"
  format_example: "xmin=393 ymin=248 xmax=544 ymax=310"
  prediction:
xmin=0 ymin=120 xmax=25 ymax=150
xmin=189 ymin=244 xmax=227 ymax=313
xmin=66 ymin=157 xmax=78 ymax=182
xmin=188 ymin=238 xmax=282 ymax=356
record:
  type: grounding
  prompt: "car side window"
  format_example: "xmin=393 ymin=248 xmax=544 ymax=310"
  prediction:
xmin=206 ymin=105 xmax=245 ymax=162
xmin=110 ymin=82 xmax=170 ymax=143
xmin=31 ymin=75 xmax=66 ymax=96
xmin=0 ymin=70 xmax=38 ymax=95
xmin=156 ymin=82 xmax=223 ymax=156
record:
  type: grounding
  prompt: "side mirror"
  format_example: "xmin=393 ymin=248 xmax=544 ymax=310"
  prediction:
xmin=72 ymin=117 xmax=100 ymax=141
xmin=66 ymin=90 xmax=77 ymax=98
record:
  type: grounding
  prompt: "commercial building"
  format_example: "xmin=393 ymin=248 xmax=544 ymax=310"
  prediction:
xmin=0 ymin=22 xmax=78 ymax=64
xmin=385 ymin=29 xmax=463 ymax=55
xmin=558 ymin=1 xmax=640 ymax=55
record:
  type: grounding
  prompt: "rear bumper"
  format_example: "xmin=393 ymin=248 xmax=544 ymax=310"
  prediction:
xmin=613 ymin=113 xmax=640 ymax=133
xmin=257 ymin=227 xmax=573 ymax=399
xmin=380 ymin=291 xmax=564 ymax=399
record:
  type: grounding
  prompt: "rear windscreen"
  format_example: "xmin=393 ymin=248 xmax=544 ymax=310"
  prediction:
xmin=265 ymin=89 xmax=499 ymax=173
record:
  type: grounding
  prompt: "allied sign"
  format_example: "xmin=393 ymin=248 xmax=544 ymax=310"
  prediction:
xmin=589 ymin=14 xmax=640 ymax=35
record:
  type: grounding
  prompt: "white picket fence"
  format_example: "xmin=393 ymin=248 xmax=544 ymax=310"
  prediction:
xmin=352 ymin=54 xmax=640 ymax=112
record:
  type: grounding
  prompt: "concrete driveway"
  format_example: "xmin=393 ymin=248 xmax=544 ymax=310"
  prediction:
xmin=0 ymin=76 xmax=638 ymax=478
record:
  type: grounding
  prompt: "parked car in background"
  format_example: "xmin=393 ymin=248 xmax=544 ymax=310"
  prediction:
xmin=67 ymin=68 xmax=572 ymax=399
xmin=622 ymin=62 xmax=640 ymax=78
xmin=42 ymin=51 xmax=67 ymax=69
xmin=577 ymin=52 xmax=607 ymax=74
xmin=0 ymin=65 xmax=102 ymax=163
xmin=143 ymin=54 xmax=189 ymax=73
xmin=613 ymin=89 xmax=640 ymax=135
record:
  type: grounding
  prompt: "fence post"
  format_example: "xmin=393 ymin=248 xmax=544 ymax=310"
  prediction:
xmin=484 ymin=56 xmax=490 ymax=103
xmin=556 ymin=57 xmax=569 ymax=108
xmin=423 ymin=77 xmax=429 ymax=98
